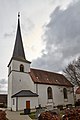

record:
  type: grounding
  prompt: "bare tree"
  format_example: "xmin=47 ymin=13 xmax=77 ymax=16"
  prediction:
xmin=75 ymin=57 xmax=80 ymax=70
xmin=63 ymin=58 xmax=80 ymax=86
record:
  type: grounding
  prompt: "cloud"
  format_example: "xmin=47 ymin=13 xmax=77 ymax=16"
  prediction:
xmin=4 ymin=32 xmax=14 ymax=38
xmin=22 ymin=17 xmax=35 ymax=35
xmin=49 ymin=0 xmax=74 ymax=9
xmin=0 ymin=79 xmax=7 ymax=93
xmin=0 ymin=79 xmax=7 ymax=84
xmin=32 ymin=0 xmax=80 ymax=72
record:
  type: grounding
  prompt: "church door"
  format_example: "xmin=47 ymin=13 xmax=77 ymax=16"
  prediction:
xmin=26 ymin=101 xmax=30 ymax=109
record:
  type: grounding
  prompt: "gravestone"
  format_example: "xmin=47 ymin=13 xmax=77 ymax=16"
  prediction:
xmin=35 ymin=107 xmax=45 ymax=119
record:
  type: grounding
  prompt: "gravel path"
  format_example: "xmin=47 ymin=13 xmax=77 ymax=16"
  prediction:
xmin=6 ymin=110 xmax=32 ymax=120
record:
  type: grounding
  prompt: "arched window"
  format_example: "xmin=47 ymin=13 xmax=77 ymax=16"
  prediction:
xmin=63 ymin=88 xmax=68 ymax=99
xmin=47 ymin=87 xmax=53 ymax=99
xmin=20 ymin=64 xmax=24 ymax=72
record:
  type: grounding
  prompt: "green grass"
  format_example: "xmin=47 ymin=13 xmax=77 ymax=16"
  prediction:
xmin=29 ymin=112 xmax=36 ymax=119
xmin=59 ymin=110 xmax=64 ymax=118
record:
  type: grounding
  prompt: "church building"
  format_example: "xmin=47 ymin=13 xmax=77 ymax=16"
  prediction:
xmin=8 ymin=14 xmax=74 ymax=111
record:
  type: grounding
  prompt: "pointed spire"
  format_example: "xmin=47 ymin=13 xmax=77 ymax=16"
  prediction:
xmin=12 ymin=12 xmax=26 ymax=60
xmin=8 ymin=13 xmax=31 ymax=67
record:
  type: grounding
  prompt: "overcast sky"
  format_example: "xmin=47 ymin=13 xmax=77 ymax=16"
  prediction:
xmin=0 ymin=0 xmax=80 ymax=93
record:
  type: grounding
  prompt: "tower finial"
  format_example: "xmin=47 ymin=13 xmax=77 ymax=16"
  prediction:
xmin=18 ymin=12 xmax=20 ymax=18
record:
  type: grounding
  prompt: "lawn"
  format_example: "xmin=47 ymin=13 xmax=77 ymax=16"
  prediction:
xmin=29 ymin=112 xmax=36 ymax=119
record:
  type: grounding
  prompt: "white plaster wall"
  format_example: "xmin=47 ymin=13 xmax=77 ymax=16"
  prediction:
xmin=12 ymin=98 xmax=16 ymax=111
xmin=53 ymin=86 xmax=74 ymax=106
xmin=12 ymin=60 xmax=30 ymax=72
xmin=53 ymin=86 xmax=64 ymax=106
xmin=38 ymin=84 xmax=56 ymax=107
xmin=8 ymin=59 xmax=35 ymax=109
xmin=76 ymin=94 xmax=80 ymax=100
xmin=37 ymin=84 xmax=74 ymax=107
xmin=37 ymin=84 xmax=47 ymax=107
xmin=10 ymin=59 xmax=35 ymax=95
xmin=67 ymin=88 xmax=74 ymax=105
xmin=8 ymin=72 xmax=12 ymax=108
xmin=18 ymin=97 xmax=38 ymax=110
xmin=12 ymin=71 xmax=34 ymax=95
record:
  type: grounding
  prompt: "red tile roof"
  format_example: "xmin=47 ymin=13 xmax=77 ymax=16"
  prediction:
xmin=29 ymin=68 xmax=73 ymax=87
xmin=76 ymin=87 xmax=80 ymax=94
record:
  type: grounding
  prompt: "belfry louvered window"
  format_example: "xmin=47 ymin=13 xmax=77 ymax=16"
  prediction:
xmin=47 ymin=87 xmax=53 ymax=99
xmin=20 ymin=64 xmax=24 ymax=72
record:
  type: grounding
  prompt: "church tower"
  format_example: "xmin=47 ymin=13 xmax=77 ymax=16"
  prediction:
xmin=7 ymin=13 xmax=31 ymax=109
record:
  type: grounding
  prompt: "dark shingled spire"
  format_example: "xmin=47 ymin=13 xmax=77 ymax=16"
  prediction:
xmin=8 ymin=13 xmax=31 ymax=67
xmin=12 ymin=13 xmax=26 ymax=60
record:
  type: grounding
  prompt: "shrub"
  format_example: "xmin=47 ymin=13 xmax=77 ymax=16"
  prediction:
xmin=38 ymin=111 xmax=60 ymax=120
xmin=0 ymin=110 xmax=7 ymax=120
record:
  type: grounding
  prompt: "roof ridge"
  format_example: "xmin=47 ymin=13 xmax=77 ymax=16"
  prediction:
xmin=30 ymin=68 xmax=62 ymax=75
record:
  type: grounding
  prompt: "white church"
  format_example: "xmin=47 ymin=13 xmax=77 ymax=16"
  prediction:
xmin=7 ymin=14 xmax=74 ymax=111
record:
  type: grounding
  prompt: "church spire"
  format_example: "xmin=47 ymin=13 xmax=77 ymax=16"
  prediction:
xmin=12 ymin=12 xmax=26 ymax=60
xmin=8 ymin=13 xmax=31 ymax=67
